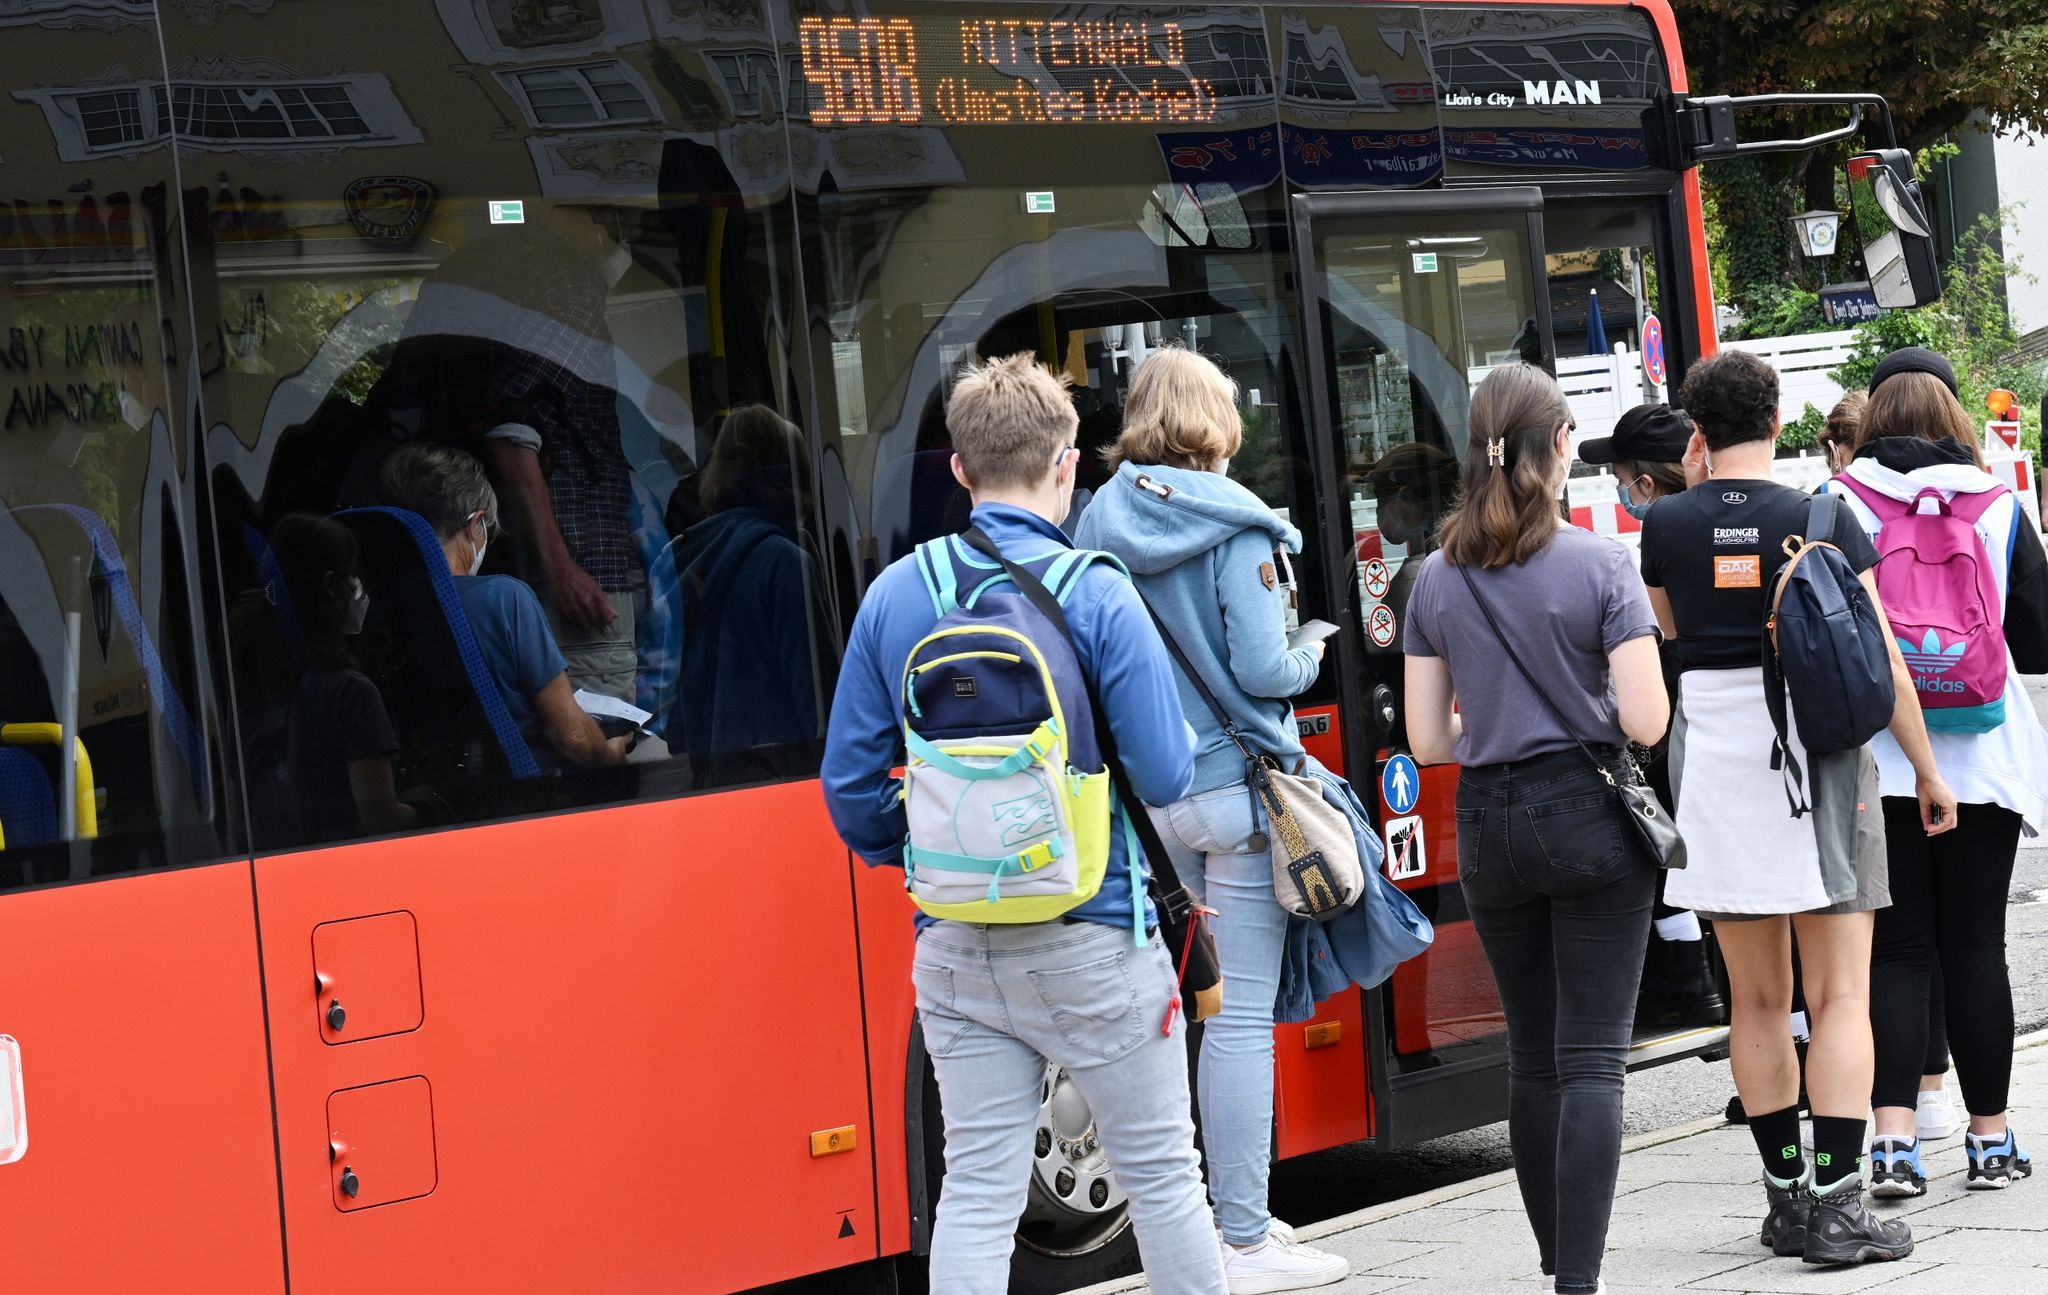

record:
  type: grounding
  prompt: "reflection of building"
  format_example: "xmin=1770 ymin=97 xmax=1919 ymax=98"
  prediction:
xmin=1942 ymin=119 xmax=2048 ymax=341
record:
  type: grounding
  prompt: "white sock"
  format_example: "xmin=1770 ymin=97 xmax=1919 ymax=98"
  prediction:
xmin=1655 ymin=911 xmax=1703 ymax=942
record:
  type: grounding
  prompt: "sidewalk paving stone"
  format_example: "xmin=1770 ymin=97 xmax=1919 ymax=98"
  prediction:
xmin=1080 ymin=1039 xmax=2044 ymax=1295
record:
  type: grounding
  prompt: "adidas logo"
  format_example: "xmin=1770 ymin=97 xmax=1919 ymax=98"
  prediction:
xmin=1898 ymin=629 xmax=1968 ymax=676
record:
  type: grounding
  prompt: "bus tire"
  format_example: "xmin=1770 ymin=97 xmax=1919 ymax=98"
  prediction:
xmin=912 ymin=1041 xmax=1146 ymax=1294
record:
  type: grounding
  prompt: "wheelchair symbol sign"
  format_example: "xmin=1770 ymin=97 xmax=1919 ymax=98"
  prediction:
xmin=1381 ymin=754 xmax=1419 ymax=816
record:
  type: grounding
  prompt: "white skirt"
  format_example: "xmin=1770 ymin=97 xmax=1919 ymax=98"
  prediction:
xmin=1665 ymin=666 xmax=1866 ymax=915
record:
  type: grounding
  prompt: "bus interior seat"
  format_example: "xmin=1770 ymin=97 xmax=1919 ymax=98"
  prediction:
xmin=7 ymin=503 xmax=211 ymax=815
xmin=0 ymin=746 xmax=56 ymax=850
xmin=333 ymin=507 xmax=542 ymax=794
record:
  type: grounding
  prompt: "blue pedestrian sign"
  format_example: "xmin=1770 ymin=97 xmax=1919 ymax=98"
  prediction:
xmin=1382 ymin=754 xmax=1419 ymax=816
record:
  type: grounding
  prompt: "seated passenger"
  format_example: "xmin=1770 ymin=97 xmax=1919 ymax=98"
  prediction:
xmin=379 ymin=443 xmax=627 ymax=771
xmin=270 ymin=513 xmax=419 ymax=841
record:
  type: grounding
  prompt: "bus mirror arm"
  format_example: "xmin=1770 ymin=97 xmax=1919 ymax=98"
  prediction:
xmin=1673 ymin=93 xmax=1898 ymax=165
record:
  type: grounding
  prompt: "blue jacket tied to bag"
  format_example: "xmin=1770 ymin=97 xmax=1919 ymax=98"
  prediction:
xmin=1275 ymin=763 xmax=1434 ymax=1023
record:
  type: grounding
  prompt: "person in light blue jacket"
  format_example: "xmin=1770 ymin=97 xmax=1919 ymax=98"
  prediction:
xmin=1074 ymin=347 xmax=1345 ymax=1294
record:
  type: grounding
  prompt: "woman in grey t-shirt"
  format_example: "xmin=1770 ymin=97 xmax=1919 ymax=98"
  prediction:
xmin=1403 ymin=363 xmax=1669 ymax=1295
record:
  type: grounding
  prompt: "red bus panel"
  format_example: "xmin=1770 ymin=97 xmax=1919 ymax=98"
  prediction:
xmin=255 ymin=785 xmax=877 ymax=1294
xmin=0 ymin=865 xmax=284 ymax=1293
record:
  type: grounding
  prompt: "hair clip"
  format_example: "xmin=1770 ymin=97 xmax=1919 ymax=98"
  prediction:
xmin=1486 ymin=438 xmax=1506 ymax=467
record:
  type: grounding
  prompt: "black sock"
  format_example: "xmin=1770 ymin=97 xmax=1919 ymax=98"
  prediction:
xmin=1748 ymin=1104 xmax=1807 ymax=1183
xmin=1811 ymin=1116 xmax=1866 ymax=1193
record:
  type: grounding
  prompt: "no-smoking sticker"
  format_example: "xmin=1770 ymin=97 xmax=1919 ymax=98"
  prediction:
xmin=1364 ymin=559 xmax=1391 ymax=600
xmin=1367 ymin=603 xmax=1397 ymax=647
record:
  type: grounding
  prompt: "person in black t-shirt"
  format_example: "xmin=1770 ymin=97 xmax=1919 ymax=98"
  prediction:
xmin=1638 ymin=349 xmax=1954 ymax=1266
xmin=271 ymin=513 xmax=420 ymax=843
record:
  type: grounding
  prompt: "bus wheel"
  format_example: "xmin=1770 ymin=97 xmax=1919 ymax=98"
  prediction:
xmin=919 ymin=1060 xmax=1145 ymax=1293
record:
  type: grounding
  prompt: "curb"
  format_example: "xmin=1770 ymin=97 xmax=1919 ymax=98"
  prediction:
xmin=1074 ymin=1029 xmax=2048 ymax=1294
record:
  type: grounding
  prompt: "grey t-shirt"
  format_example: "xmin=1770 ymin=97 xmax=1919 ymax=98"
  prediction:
xmin=1404 ymin=527 xmax=1660 ymax=768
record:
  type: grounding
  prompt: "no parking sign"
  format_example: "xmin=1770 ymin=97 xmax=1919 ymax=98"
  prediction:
xmin=1642 ymin=315 xmax=1667 ymax=388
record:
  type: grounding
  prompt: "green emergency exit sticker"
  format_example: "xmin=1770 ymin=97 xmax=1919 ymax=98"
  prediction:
xmin=1022 ymin=191 xmax=1056 ymax=215
xmin=488 ymin=199 xmax=526 ymax=225
xmin=1412 ymin=252 xmax=1438 ymax=273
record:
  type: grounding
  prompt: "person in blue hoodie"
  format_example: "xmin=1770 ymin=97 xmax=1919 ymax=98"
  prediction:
xmin=1074 ymin=347 xmax=1348 ymax=1294
xmin=822 ymin=353 xmax=1224 ymax=1295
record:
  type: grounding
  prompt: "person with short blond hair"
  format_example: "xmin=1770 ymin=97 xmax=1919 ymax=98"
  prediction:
xmin=1078 ymin=347 xmax=1349 ymax=1291
xmin=946 ymin=351 xmax=1084 ymax=489
xmin=824 ymin=351 xmax=1223 ymax=1294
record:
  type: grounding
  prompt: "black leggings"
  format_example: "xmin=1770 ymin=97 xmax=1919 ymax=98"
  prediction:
xmin=1869 ymin=800 xmax=2022 ymax=1115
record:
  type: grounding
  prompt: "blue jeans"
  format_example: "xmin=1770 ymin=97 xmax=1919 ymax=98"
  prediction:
xmin=1456 ymin=747 xmax=1655 ymax=1295
xmin=1152 ymin=783 xmax=1290 ymax=1247
xmin=914 ymin=919 xmax=1227 ymax=1295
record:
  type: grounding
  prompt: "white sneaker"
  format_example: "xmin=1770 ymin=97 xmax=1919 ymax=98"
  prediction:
xmin=1218 ymin=1231 xmax=1349 ymax=1294
xmin=1918 ymin=1089 xmax=1965 ymax=1141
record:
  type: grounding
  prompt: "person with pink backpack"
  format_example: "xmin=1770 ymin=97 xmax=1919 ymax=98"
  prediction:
xmin=1828 ymin=348 xmax=2048 ymax=1198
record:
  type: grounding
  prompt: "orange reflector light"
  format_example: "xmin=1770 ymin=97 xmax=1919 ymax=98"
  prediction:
xmin=1304 ymin=1021 xmax=1343 ymax=1050
xmin=1989 ymin=388 xmax=2017 ymax=418
xmin=810 ymin=1126 xmax=858 ymax=1157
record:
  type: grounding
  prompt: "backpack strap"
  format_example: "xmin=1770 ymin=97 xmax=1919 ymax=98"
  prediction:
xmin=913 ymin=539 xmax=958 ymax=617
xmin=1834 ymin=473 xmax=1904 ymax=521
xmin=1946 ymin=483 xmax=2011 ymax=525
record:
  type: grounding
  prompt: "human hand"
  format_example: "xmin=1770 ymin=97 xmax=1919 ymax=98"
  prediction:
xmin=552 ymin=559 xmax=616 ymax=630
xmin=1306 ymin=639 xmax=1327 ymax=663
xmin=604 ymin=733 xmax=632 ymax=765
xmin=1917 ymin=772 xmax=1958 ymax=836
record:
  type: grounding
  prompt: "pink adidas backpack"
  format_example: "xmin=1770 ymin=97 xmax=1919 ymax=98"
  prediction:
xmin=1837 ymin=477 xmax=2010 ymax=733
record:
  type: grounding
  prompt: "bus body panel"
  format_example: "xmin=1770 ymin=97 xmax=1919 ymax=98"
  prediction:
xmin=851 ymin=853 xmax=922 ymax=1257
xmin=0 ymin=864 xmax=284 ymax=1294
xmin=254 ymin=785 xmax=876 ymax=1294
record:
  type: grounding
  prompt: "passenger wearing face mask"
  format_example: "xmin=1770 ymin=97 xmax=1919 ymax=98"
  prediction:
xmin=381 ymin=443 xmax=628 ymax=772
xmin=1577 ymin=405 xmax=1726 ymax=1032
xmin=271 ymin=512 xmax=418 ymax=842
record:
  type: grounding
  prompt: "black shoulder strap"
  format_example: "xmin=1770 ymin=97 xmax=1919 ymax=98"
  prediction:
xmin=1457 ymin=562 xmax=1616 ymax=787
xmin=960 ymin=526 xmax=1191 ymax=896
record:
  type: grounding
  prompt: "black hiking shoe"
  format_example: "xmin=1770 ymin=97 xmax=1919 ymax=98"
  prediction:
xmin=1759 ymin=1179 xmax=1810 ymax=1257
xmin=1802 ymin=1181 xmax=1913 ymax=1266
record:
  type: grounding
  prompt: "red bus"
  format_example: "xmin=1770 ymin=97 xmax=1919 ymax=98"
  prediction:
xmin=0 ymin=2 xmax=1930 ymax=1292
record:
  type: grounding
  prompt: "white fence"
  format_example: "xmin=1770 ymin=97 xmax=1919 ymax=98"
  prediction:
xmin=1554 ymin=328 xmax=1857 ymax=458
xmin=1721 ymin=329 xmax=1856 ymax=426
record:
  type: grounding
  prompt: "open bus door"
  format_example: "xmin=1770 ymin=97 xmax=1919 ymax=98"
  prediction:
xmin=1289 ymin=187 xmax=1725 ymax=1148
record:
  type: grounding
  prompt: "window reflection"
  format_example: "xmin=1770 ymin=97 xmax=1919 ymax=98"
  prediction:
xmin=166 ymin=0 xmax=829 ymax=849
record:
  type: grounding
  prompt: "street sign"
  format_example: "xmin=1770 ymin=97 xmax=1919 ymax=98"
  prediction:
xmin=1367 ymin=603 xmax=1397 ymax=647
xmin=1363 ymin=558 xmax=1391 ymax=600
xmin=1381 ymin=753 xmax=1419 ymax=816
xmin=487 ymin=199 xmax=525 ymax=225
xmin=1642 ymin=314 xmax=1666 ymax=387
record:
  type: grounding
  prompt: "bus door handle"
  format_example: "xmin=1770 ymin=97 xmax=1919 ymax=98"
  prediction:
xmin=1372 ymin=684 xmax=1397 ymax=735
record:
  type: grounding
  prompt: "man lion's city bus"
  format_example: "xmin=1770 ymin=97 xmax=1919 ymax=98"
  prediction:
xmin=0 ymin=1 xmax=1936 ymax=1291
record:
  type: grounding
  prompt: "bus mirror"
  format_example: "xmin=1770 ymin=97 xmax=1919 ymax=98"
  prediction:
xmin=1846 ymin=149 xmax=1941 ymax=310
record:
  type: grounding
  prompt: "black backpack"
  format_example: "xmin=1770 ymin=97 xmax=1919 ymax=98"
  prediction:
xmin=1763 ymin=494 xmax=1894 ymax=813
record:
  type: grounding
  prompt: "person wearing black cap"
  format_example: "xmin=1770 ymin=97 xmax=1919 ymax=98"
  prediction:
xmin=1579 ymin=405 xmax=1727 ymax=1034
xmin=1579 ymin=403 xmax=1694 ymax=522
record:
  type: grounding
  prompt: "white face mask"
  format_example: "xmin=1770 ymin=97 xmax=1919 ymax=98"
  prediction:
xmin=600 ymin=239 xmax=633 ymax=288
xmin=465 ymin=512 xmax=489 ymax=575
xmin=343 ymin=576 xmax=370 ymax=635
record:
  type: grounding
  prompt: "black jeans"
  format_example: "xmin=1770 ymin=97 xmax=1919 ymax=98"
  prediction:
xmin=1457 ymin=747 xmax=1656 ymax=1295
xmin=1870 ymin=799 xmax=2022 ymax=1115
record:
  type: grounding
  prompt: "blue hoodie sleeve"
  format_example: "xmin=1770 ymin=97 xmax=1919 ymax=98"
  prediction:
xmin=1215 ymin=530 xmax=1318 ymax=698
xmin=821 ymin=595 xmax=907 ymax=867
xmin=1076 ymin=573 xmax=1197 ymax=808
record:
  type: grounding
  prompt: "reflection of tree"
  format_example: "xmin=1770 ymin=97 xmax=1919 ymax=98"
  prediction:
xmin=249 ymin=279 xmax=412 ymax=404
xmin=1231 ymin=401 xmax=1290 ymax=507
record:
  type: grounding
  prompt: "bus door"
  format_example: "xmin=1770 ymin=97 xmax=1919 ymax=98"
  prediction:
xmin=1290 ymin=187 xmax=1551 ymax=1146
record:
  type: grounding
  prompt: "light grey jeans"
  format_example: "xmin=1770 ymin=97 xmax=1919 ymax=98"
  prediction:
xmin=914 ymin=919 xmax=1227 ymax=1295
xmin=1151 ymin=784 xmax=1290 ymax=1247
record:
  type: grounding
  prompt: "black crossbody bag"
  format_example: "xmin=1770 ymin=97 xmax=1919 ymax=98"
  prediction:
xmin=962 ymin=528 xmax=1223 ymax=1022
xmin=1458 ymin=563 xmax=1686 ymax=870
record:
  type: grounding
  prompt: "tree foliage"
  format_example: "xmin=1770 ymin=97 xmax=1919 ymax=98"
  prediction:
xmin=1674 ymin=0 xmax=2048 ymax=329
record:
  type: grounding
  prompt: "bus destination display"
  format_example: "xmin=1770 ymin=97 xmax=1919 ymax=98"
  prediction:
xmin=799 ymin=15 xmax=1220 ymax=126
